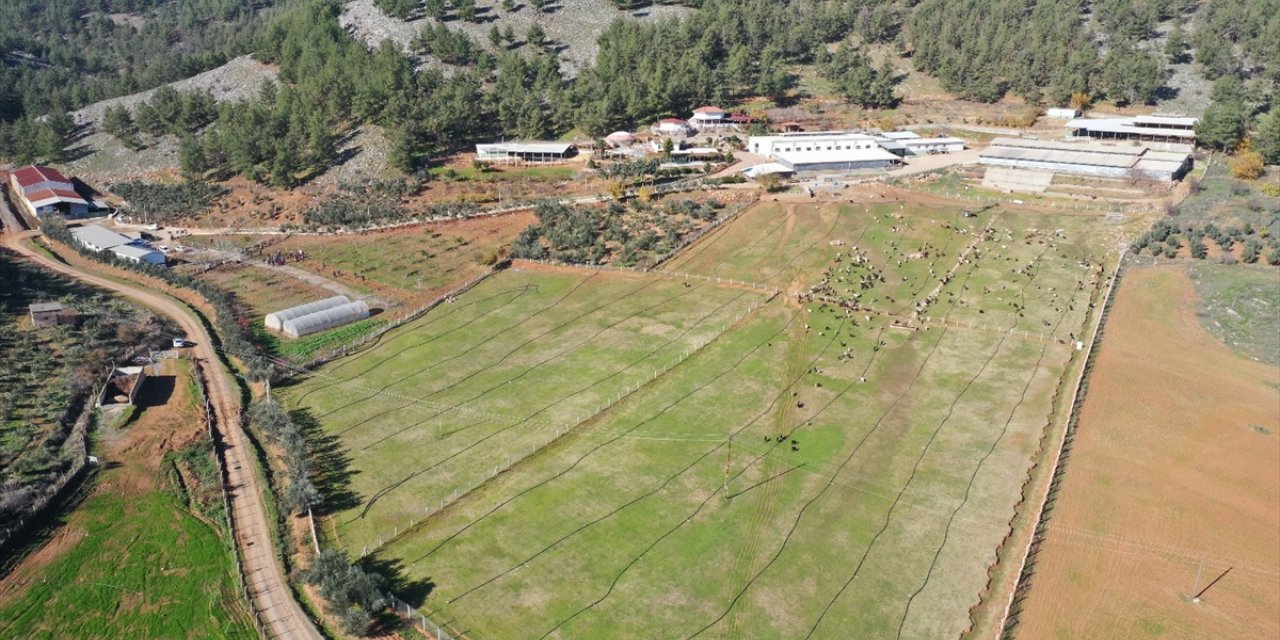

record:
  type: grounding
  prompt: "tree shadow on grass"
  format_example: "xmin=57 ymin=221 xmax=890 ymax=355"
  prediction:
xmin=290 ymin=407 xmax=362 ymax=513
xmin=360 ymin=554 xmax=436 ymax=604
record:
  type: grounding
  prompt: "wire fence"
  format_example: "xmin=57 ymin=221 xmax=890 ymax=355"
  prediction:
xmin=638 ymin=197 xmax=759 ymax=272
xmin=352 ymin=294 xmax=774 ymax=559
xmin=386 ymin=593 xmax=464 ymax=640
xmin=0 ymin=395 xmax=94 ymax=551
xmin=294 ymin=267 xmax=502 ymax=372
xmin=997 ymin=248 xmax=1126 ymax=639
xmin=517 ymin=258 xmax=778 ymax=297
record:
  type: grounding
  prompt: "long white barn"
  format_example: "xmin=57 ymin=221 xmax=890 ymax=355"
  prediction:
xmin=748 ymin=132 xmax=882 ymax=158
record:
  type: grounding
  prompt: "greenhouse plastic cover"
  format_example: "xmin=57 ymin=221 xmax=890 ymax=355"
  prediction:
xmin=265 ymin=295 xmax=350 ymax=331
xmin=281 ymin=300 xmax=370 ymax=338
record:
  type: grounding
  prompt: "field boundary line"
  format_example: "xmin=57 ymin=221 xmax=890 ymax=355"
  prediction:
xmin=514 ymin=258 xmax=778 ymax=296
xmin=296 ymin=267 xmax=502 ymax=371
xmin=994 ymin=247 xmax=1126 ymax=639
xmin=361 ymin=293 xmax=778 ymax=557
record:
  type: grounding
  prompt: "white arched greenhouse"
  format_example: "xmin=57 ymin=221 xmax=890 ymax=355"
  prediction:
xmin=265 ymin=295 xmax=350 ymax=332
xmin=280 ymin=300 xmax=370 ymax=338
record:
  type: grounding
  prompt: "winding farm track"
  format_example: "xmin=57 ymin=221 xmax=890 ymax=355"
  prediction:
xmin=1 ymin=219 xmax=319 ymax=639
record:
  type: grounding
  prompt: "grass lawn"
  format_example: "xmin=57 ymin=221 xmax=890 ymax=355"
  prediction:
xmin=0 ymin=491 xmax=255 ymax=640
xmin=0 ymin=358 xmax=254 ymax=640
xmin=1189 ymin=262 xmax=1280 ymax=366
xmin=282 ymin=268 xmax=765 ymax=552
xmin=290 ymin=199 xmax=1122 ymax=638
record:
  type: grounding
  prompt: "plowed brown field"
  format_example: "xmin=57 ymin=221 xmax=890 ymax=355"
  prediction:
xmin=1016 ymin=265 xmax=1280 ymax=640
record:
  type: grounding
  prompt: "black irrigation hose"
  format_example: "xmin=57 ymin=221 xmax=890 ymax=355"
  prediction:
xmin=705 ymin=213 xmax=790 ymax=277
xmin=666 ymin=200 xmax=787 ymax=271
xmin=799 ymin=247 xmax=1055 ymax=640
xmin=356 ymin=277 xmax=687 ymax=449
xmin=324 ymin=274 xmax=607 ymax=424
xmin=349 ymin=287 xmax=749 ymax=519
xmin=447 ymin=314 xmax=849 ymax=605
xmin=324 ymin=274 xmax=603 ymax=430
xmin=354 ymin=290 xmax=751 ymax=508
xmin=684 ymin=247 xmax=991 ymax=639
xmin=523 ymin=216 xmax=982 ymax=636
xmin=294 ymin=285 xmax=536 ymax=407
xmin=403 ymin=308 xmax=806 ymax=570
xmin=758 ymin=204 xmax=844 ymax=283
xmin=414 ymin=276 xmax=667 ymax=401
xmin=893 ymin=274 xmax=1080 ymax=639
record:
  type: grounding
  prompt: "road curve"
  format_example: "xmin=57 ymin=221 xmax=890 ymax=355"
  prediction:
xmin=1 ymin=228 xmax=320 ymax=640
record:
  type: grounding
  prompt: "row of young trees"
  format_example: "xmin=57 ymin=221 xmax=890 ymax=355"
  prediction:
xmin=1131 ymin=219 xmax=1280 ymax=264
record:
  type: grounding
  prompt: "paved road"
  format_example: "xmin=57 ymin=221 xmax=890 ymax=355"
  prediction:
xmin=0 ymin=226 xmax=320 ymax=640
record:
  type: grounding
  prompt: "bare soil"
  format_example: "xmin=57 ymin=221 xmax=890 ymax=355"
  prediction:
xmin=1015 ymin=265 xmax=1280 ymax=640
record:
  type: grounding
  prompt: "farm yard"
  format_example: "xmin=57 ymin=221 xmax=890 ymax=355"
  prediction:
xmin=281 ymin=194 xmax=1134 ymax=638
xmin=0 ymin=359 xmax=256 ymax=639
xmin=1013 ymin=265 xmax=1280 ymax=640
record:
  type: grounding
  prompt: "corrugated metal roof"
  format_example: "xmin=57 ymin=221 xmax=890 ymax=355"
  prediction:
xmin=903 ymin=137 xmax=965 ymax=146
xmin=476 ymin=142 xmax=573 ymax=155
xmin=881 ymin=131 xmax=921 ymax=139
xmin=776 ymin=147 xmax=901 ymax=165
xmin=1065 ymin=118 xmax=1197 ymax=138
xmin=12 ymin=165 xmax=71 ymax=188
xmin=24 ymin=188 xmax=89 ymax=207
xmin=29 ymin=302 xmax=63 ymax=313
xmin=72 ymin=224 xmax=133 ymax=249
xmin=1134 ymin=115 xmax=1198 ymax=127
xmin=111 ymin=244 xmax=164 ymax=261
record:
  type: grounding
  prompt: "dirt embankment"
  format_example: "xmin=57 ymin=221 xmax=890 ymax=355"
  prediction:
xmin=1014 ymin=265 xmax=1280 ymax=640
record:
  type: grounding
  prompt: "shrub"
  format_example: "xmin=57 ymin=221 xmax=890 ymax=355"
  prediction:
xmin=111 ymin=180 xmax=229 ymax=223
xmin=1230 ymin=151 xmax=1264 ymax=180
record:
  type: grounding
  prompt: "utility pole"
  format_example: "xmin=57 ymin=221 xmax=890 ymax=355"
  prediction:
xmin=1193 ymin=567 xmax=1232 ymax=603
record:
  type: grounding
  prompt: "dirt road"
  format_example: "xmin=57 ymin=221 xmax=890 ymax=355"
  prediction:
xmin=0 ymin=228 xmax=320 ymax=640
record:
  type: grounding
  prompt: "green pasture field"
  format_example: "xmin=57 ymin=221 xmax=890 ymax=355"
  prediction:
xmin=0 ymin=490 xmax=255 ymax=639
xmin=1189 ymin=262 xmax=1280 ymax=366
xmin=282 ymin=268 xmax=765 ymax=551
xmin=272 ymin=227 xmax=502 ymax=295
xmin=290 ymin=199 xmax=1123 ymax=638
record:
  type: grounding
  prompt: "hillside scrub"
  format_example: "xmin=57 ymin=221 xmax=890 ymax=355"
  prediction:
xmin=110 ymin=180 xmax=230 ymax=223
xmin=511 ymin=197 xmax=725 ymax=266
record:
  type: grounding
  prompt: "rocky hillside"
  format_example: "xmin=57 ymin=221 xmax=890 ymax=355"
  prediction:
xmin=339 ymin=0 xmax=689 ymax=75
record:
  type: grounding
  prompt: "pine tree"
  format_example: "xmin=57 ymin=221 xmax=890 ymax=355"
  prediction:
xmin=179 ymin=135 xmax=206 ymax=180
xmin=1197 ymin=100 xmax=1249 ymax=151
xmin=527 ymin=23 xmax=547 ymax=49
xmin=1253 ymin=111 xmax=1280 ymax=165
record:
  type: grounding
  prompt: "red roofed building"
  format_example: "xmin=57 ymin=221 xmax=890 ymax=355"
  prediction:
xmin=9 ymin=165 xmax=91 ymax=218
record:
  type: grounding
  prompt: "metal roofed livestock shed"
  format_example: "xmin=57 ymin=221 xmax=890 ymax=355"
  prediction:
xmin=475 ymin=142 xmax=575 ymax=164
xmin=72 ymin=224 xmax=134 ymax=252
xmin=1065 ymin=116 xmax=1198 ymax=142
xmin=775 ymin=147 xmax=903 ymax=172
xmin=265 ymin=295 xmax=350 ymax=331
xmin=979 ymin=138 xmax=1191 ymax=181
xmin=111 ymin=244 xmax=166 ymax=265
xmin=280 ymin=300 xmax=370 ymax=338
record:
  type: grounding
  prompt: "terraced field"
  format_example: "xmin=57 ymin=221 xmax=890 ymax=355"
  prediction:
xmin=284 ymin=197 xmax=1128 ymax=639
